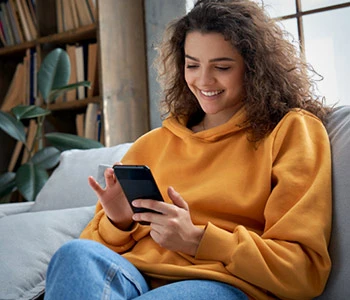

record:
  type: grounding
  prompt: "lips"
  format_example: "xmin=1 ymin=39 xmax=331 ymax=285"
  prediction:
xmin=200 ymin=90 xmax=224 ymax=97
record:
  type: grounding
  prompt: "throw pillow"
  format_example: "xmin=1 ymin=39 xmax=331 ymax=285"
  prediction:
xmin=0 ymin=206 xmax=95 ymax=300
xmin=30 ymin=143 xmax=132 ymax=212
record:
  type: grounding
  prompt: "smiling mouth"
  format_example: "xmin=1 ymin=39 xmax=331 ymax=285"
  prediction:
xmin=200 ymin=90 xmax=224 ymax=97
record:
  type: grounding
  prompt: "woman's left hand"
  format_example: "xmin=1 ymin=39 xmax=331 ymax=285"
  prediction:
xmin=132 ymin=186 xmax=204 ymax=256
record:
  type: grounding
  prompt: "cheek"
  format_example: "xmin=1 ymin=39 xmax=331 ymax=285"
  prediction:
xmin=184 ymin=71 xmax=195 ymax=87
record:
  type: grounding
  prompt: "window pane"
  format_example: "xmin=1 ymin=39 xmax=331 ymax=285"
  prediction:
xmin=279 ymin=18 xmax=299 ymax=45
xmin=303 ymin=7 xmax=350 ymax=106
xmin=254 ymin=0 xmax=296 ymax=18
xmin=186 ymin=0 xmax=195 ymax=12
xmin=302 ymin=0 xmax=350 ymax=11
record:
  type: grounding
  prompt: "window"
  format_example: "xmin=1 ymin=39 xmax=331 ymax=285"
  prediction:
xmin=186 ymin=0 xmax=350 ymax=106
xmin=259 ymin=0 xmax=350 ymax=106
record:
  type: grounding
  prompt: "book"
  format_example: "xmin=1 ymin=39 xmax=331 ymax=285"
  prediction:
xmin=21 ymin=119 xmax=37 ymax=164
xmin=25 ymin=0 xmax=36 ymax=27
xmin=55 ymin=0 xmax=63 ymax=33
xmin=7 ymin=0 xmax=24 ymax=43
xmin=69 ymin=0 xmax=79 ymax=29
xmin=5 ymin=0 xmax=22 ymax=44
xmin=8 ymin=132 xmax=26 ymax=172
xmin=23 ymin=48 xmax=30 ymax=105
xmin=74 ymin=0 xmax=93 ymax=27
xmin=75 ymin=44 xmax=85 ymax=99
xmin=0 ymin=2 xmax=15 ymax=45
xmin=65 ymin=44 xmax=77 ymax=101
xmin=0 ymin=20 xmax=6 ymax=46
xmin=20 ymin=0 xmax=36 ymax=39
xmin=87 ymin=42 xmax=97 ymax=98
xmin=85 ymin=0 xmax=96 ymax=22
xmin=1 ymin=62 xmax=25 ymax=111
xmin=10 ymin=0 xmax=26 ymax=42
xmin=62 ymin=0 xmax=75 ymax=31
xmin=75 ymin=113 xmax=85 ymax=137
xmin=15 ymin=0 xmax=32 ymax=41
xmin=8 ymin=140 xmax=23 ymax=172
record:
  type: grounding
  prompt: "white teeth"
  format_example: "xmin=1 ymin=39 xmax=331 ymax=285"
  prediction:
xmin=201 ymin=90 xmax=223 ymax=97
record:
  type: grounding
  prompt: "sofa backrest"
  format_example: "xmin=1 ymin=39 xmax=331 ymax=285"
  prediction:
xmin=317 ymin=106 xmax=350 ymax=299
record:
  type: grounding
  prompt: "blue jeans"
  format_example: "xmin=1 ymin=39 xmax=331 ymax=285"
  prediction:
xmin=45 ymin=239 xmax=248 ymax=300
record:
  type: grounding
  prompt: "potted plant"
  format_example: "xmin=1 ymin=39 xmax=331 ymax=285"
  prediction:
xmin=0 ymin=48 xmax=103 ymax=202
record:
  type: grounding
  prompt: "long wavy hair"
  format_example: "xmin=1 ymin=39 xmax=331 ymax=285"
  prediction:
xmin=155 ymin=0 xmax=331 ymax=142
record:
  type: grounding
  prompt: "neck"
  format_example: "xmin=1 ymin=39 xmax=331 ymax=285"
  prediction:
xmin=202 ymin=103 xmax=244 ymax=130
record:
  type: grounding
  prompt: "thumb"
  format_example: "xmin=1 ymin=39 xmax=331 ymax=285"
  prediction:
xmin=167 ymin=186 xmax=189 ymax=210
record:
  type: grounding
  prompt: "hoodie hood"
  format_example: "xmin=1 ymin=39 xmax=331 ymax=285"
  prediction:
xmin=163 ymin=107 xmax=248 ymax=143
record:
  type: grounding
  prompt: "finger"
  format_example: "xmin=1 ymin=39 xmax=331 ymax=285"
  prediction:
xmin=167 ymin=186 xmax=189 ymax=210
xmin=113 ymin=161 xmax=123 ymax=166
xmin=88 ymin=176 xmax=104 ymax=197
xmin=132 ymin=211 xmax=165 ymax=226
xmin=132 ymin=199 xmax=171 ymax=215
xmin=104 ymin=168 xmax=116 ymax=187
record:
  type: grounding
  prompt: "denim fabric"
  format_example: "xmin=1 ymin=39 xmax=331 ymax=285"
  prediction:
xmin=45 ymin=239 xmax=247 ymax=300
xmin=135 ymin=280 xmax=248 ymax=300
xmin=45 ymin=240 xmax=149 ymax=300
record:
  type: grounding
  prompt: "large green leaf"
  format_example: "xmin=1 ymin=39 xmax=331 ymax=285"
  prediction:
xmin=38 ymin=48 xmax=71 ymax=103
xmin=16 ymin=163 xmax=48 ymax=201
xmin=11 ymin=105 xmax=51 ymax=120
xmin=30 ymin=146 xmax=60 ymax=169
xmin=45 ymin=132 xmax=103 ymax=152
xmin=49 ymin=81 xmax=91 ymax=102
xmin=0 ymin=172 xmax=17 ymax=198
xmin=0 ymin=111 xmax=26 ymax=142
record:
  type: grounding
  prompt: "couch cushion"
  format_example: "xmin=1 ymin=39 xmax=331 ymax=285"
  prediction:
xmin=317 ymin=106 xmax=350 ymax=298
xmin=30 ymin=143 xmax=132 ymax=212
xmin=0 ymin=206 xmax=95 ymax=300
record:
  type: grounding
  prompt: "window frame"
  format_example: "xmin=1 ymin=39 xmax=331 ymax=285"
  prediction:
xmin=275 ymin=1 xmax=350 ymax=54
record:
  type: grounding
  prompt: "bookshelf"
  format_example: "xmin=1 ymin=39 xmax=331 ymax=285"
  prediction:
xmin=0 ymin=0 xmax=150 ymax=174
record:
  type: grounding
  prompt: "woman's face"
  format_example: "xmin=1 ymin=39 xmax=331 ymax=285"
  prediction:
xmin=184 ymin=31 xmax=246 ymax=124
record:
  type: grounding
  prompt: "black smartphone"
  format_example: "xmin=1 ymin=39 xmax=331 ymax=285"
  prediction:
xmin=112 ymin=165 xmax=164 ymax=214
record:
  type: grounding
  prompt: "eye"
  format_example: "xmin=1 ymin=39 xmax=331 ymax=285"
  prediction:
xmin=215 ymin=66 xmax=231 ymax=71
xmin=186 ymin=64 xmax=199 ymax=69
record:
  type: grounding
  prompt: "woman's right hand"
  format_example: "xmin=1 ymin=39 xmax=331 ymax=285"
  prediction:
xmin=88 ymin=164 xmax=134 ymax=230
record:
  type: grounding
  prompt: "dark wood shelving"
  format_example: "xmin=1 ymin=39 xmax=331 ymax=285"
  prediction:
xmin=38 ymin=24 xmax=97 ymax=45
xmin=0 ymin=41 xmax=37 ymax=56
xmin=45 ymin=96 xmax=100 ymax=111
xmin=0 ymin=24 xmax=97 ymax=57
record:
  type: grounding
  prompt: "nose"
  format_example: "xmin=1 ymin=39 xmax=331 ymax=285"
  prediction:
xmin=198 ymin=68 xmax=215 ymax=86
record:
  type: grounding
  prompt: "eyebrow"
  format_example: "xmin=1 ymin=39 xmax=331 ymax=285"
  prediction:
xmin=185 ymin=54 xmax=235 ymax=62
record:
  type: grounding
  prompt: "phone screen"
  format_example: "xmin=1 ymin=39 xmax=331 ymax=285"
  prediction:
xmin=113 ymin=165 xmax=164 ymax=214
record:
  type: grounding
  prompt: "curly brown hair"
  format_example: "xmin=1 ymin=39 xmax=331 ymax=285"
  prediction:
xmin=155 ymin=0 xmax=331 ymax=142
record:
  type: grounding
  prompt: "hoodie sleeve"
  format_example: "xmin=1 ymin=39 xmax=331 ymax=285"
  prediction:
xmin=195 ymin=112 xmax=332 ymax=299
xmin=80 ymin=201 xmax=151 ymax=253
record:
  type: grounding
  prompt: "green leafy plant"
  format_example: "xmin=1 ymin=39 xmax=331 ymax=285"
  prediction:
xmin=0 ymin=48 xmax=103 ymax=202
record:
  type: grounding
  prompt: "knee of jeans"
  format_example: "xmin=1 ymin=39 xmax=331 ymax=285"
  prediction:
xmin=51 ymin=239 xmax=96 ymax=266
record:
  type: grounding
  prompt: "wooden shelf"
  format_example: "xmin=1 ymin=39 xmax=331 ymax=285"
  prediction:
xmin=0 ymin=0 xmax=150 ymax=173
xmin=38 ymin=24 xmax=97 ymax=45
xmin=0 ymin=41 xmax=36 ymax=56
xmin=45 ymin=96 xmax=101 ymax=111
xmin=0 ymin=24 xmax=96 ymax=57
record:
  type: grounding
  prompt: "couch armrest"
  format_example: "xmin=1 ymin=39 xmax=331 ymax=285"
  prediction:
xmin=0 ymin=202 xmax=34 ymax=217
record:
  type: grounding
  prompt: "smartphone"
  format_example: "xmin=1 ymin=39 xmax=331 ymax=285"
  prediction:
xmin=112 ymin=165 xmax=164 ymax=214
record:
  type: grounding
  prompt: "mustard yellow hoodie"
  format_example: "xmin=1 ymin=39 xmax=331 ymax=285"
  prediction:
xmin=81 ymin=108 xmax=332 ymax=300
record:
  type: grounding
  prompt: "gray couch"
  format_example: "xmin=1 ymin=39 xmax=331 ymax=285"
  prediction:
xmin=0 ymin=106 xmax=349 ymax=300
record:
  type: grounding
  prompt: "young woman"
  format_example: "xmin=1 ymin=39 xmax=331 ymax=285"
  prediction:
xmin=45 ymin=1 xmax=332 ymax=299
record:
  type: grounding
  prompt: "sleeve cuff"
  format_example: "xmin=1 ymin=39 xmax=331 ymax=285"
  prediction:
xmin=99 ymin=214 xmax=138 ymax=247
